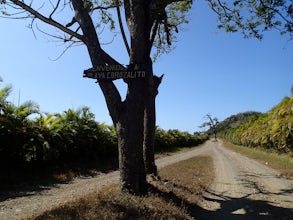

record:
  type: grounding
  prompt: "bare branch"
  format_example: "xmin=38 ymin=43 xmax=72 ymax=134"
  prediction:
xmin=66 ymin=26 xmax=81 ymax=42
xmin=49 ymin=0 xmax=61 ymax=19
xmin=29 ymin=17 xmax=38 ymax=39
xmin=92 ymin=5 xmax=117 ymax=11
xmin=35 ymin=23 xmax=81 ymax=45
xmin=149 ymin=20 xmax=159 ymax=53
xmin=66 ymin=17 xmax=77 ymax=27
xmin=116 ymin=0 xmax=130 ymax=56
xmin=163 ymin=17 xmax=171 ymax=45
xmin=49 ymin=41 xmax=83 ymax=61
xmin=9 ymin=0 xmax=84 ymax=42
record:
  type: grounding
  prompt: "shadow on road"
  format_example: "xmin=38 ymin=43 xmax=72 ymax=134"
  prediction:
xmin=149 ymin=184 xmax=293 ymax=220
xmin=0 ymin=163 xmax=117 ymax=202
xmin=198 ymin=190 xmax=293 ymax=220
xmin=0 ymin=182 xmax=64 ymax=203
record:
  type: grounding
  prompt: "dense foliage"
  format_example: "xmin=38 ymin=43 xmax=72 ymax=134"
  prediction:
xmin=0 ymin=85 xmax=207 ymax=174
xmin=0 ymin=86 xmax=118 ymax=172
xmin=219 ymin=95 xmax=293 ymax=153
xmin=155 ymin=127 xmax=208 ymax=152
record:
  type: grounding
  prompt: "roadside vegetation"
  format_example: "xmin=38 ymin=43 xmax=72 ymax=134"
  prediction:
xmin=217 ymin=94 xmax=293 ymax=154
xmin=212 ymin=92 xmax=293 ymax=178
xmin=0 ymin=85 xmax=208 ymax=188
xmin=33 ymin=155 xmax=214 ymax=220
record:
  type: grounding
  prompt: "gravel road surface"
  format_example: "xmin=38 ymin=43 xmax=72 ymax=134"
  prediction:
xmin=197 ymin=140 xmax=293 ymax=220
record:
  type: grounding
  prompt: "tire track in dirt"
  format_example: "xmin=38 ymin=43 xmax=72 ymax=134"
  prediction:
xmin=197 ymin=140 xmax=293 ymax=220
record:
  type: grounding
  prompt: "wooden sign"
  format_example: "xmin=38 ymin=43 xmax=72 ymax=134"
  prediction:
xmin=83 ymin=64 xmax=148 ymax=81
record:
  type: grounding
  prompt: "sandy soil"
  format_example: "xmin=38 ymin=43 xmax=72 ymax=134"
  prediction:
xmin=0 ymin=140 xmax=292 ymax=220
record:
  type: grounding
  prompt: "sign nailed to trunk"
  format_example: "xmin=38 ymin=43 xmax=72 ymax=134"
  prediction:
xmin=83 ymin=64 xmax=148 ymax=81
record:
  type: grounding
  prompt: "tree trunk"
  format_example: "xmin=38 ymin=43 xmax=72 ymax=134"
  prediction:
xmin=116 ymin=80 xmax=148 ymax=194
xmin=143 ymin=75 xmax=163 ymax=175
xmin=143 ymin=75 xmax=157 ymax=175
xmin=214 ymin=130 xmax=217 ymax=141
xmin=121 ymin=0 xmax=153 ymax=192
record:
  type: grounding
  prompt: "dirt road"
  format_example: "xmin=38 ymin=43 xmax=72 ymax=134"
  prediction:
xmin=0 ymin=140 xmax=292 ymax=219
xmin=197 ymin=140 xmax=293 ymax=220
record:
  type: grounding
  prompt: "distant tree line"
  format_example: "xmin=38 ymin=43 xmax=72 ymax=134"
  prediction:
xmin=0 ymin=85 xmax=208 ymax=175
xmin=218 ymin=96 xmax=293 ymax=153
xmin=155 ymin=127 xmax=207 ymax=151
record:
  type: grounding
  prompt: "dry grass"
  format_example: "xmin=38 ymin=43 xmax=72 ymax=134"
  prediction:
xmin=34 ymin=155 xmax=214 ymax=220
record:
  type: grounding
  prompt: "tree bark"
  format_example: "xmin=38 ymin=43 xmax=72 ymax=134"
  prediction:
xmin=117 ymin=80 xmax=147 ymax=194
xmin=143 ymin=74 xmax=163 ymax=175
xmin=143 ymin=75 xmax=157 ymax=175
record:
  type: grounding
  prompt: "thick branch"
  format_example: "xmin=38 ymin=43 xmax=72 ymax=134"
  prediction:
xmin=153 ymin=74 xmax=164 ymax=96
xmin=148 ymin=20 xmax=159 ymax=54
xmin=92 ymin=5 xmax=117 ymax=11
xmin=9 ymin=0 xmax=84 ymax=42
xmin=124 ymin=0 xmax=150 ymax=63
xmin=71 ymin=0 xmax=122 ymax=124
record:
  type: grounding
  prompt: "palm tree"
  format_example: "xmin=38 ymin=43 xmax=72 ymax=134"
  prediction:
xmin=0 ymin=85 xmax=41 ymax=168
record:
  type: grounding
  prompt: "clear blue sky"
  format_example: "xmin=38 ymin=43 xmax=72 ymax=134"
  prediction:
xmin=1 ymin=1 xmax=292 ymax=132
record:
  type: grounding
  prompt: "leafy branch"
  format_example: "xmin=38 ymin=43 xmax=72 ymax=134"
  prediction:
xmin=207 ymin=0 xmax=293 ymax=40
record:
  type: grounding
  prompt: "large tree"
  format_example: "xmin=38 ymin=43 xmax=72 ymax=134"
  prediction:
xmin=0 ymin=0 xmax=192 ymax=194
xmin=1 ymin=0 xmax=292 ymax=195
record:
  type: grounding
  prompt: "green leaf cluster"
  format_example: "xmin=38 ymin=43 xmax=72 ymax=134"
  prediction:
xmin=208 ymin=0 xmax=293 ymax=40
